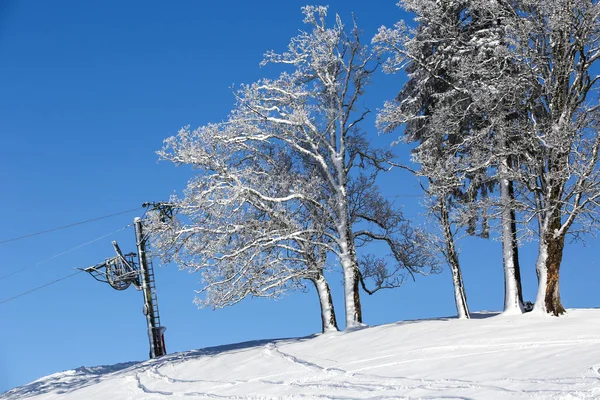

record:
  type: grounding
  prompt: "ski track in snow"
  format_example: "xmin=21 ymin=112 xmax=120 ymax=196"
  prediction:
xmin=262 ymin=342 xmax=347 ymax=375
xmin=124 ymin=339 xmax=600 ymax=400
xmin=92 ymin=341 xmax=600 ymax=399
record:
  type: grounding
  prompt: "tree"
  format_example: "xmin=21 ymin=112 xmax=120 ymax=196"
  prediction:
xmin=450 ymin=0 xmax=528 ymax=314
xmin=147 ymin=138 xmax=340 ymax=333
xmin=373 ymin=0 xmax=487 ymax=319
xmin=376 ymin=0 xmax=600 ymax=316
xmin=151 ymin=6 xmax=438 ymax=329
xmin=373 ymin=0 xmax=546 ymax=316
xmin=506 ymin=0 xmax=600 ymax=315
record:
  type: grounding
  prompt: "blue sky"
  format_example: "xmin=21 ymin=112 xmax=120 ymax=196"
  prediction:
xmin=1 ymin=0 xmax=599 ymax=394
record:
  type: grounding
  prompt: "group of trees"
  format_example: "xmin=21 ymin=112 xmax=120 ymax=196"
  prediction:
xmin=374 ymin=0 xmax=600 ymax=317
xmin=147 ymin=1 xmax=600 ymax=331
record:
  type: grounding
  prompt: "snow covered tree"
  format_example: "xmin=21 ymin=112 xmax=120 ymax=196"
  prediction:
xmin=505 ymin=0 xmax=600 ymax=315
xmin=373 ymin=0 xmax=490 ymax=319
xmin=151 ymin=6 xmax=439 ymax=330
xmin=448 ymin=1 xmax=529 ymax=314
xmin=376 ymin=0 xmax=600 ymax=316
xmin=147 ymin=136 xmax=340 ymax=332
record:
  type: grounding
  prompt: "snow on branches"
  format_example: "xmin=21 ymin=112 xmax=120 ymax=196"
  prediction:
xmin=375 ymin=0 xmax=600 ymax=316
xmin=149 ymin=6 xmax=438 ymax=330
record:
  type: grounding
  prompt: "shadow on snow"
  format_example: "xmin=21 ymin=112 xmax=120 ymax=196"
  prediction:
xmin=0 ymin=336 xmax=316 ymax=399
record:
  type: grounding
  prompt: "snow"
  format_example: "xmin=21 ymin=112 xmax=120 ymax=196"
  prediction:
xmin=4 ymin=309 xmax=600 ymax=399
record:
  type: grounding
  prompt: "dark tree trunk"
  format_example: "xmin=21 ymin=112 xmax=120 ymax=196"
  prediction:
xmin=543 ymin=217 xmax=566 ymax=316
xmin=535 ymin=208 xmax=567 ymax=316
xmin=508 ymin=195 xmax=524 ymax=306
xmin=352 ymin=265 xmax=362 ymax=324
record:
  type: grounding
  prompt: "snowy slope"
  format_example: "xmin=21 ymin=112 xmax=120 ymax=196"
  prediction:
xmin=3 ymin=309 xmax=600 ymax=400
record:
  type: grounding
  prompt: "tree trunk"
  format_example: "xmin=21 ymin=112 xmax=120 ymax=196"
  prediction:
xmin=336 ymin=184 xmax=363 ymax=329
xmin=351 ymin=264 xmax=362 ymax=324
xmin=340 ymin=231 xmax=363 ymax=328
xmin=499 ymin=156 xmax=524 ymax=314
xmin=439 ymin=199 xmax=470 ymax=319
xmin=534 ymin=214 xmax=566 ymax=316
xmin=340 ymin=254 xmax=362 ymax=328
xmin=310 ymin=272 xmax=339 ymax=333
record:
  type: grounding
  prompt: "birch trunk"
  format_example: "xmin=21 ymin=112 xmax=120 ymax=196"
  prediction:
xmin=310 ymin=272 xmax=339 ymax=333
xmin=499 ymin=155 xmax=524 ymax=314
xmin=439 ymin=199 xmax=470 ymax=319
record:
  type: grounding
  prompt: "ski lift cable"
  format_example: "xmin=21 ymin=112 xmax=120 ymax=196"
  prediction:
xmin=0 ymin=270 xmax=85 ymax=307
xmin=0 ymin=224 xmax=133 ymax=282
xmin=0 ymin=207 xmax=142 ymax=246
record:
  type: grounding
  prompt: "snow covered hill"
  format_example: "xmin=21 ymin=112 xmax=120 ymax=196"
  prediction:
xmin=3 ymin=309 xmax=600 ymax=399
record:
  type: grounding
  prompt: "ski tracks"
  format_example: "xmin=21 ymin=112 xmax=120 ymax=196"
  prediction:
xmin=128 ymin=342 xmax=418 ymax=399
xmin=261 ymin=342 xmax=346 ymax=375
xmin=122 ymin=339 xmax=600 ymax=399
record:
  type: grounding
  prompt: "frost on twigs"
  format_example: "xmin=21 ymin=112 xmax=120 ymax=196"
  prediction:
xmin=149 ymin=6 xmax=439 ymax=330
xmin=376 ymin=0 xmax=600 ymax=316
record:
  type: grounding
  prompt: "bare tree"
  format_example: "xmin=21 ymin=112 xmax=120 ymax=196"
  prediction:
xmin=147 ymin=138 xmax=340 ymax=332
xmin=151 ymin=6 xmax=439 ymax=329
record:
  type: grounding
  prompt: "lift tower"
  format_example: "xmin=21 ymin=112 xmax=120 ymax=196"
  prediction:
xmin=83 ymin=217 xmax=166 ymax=359
xmin=134 ymin=217 xmax=166 ymax=358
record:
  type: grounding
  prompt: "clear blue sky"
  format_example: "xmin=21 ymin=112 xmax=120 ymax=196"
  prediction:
xmin=1 ymin=0 xmax=598 ymax=394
